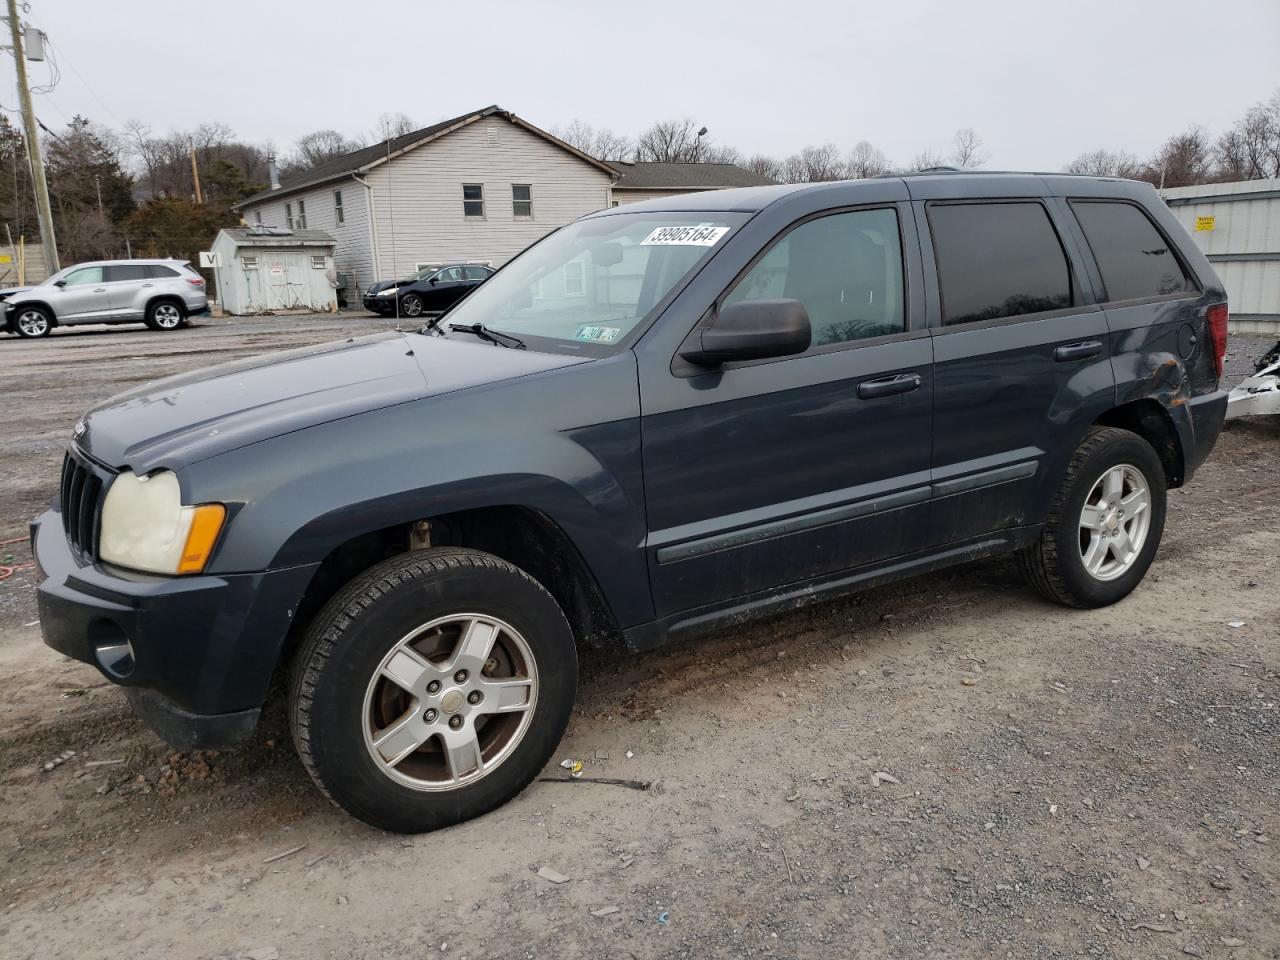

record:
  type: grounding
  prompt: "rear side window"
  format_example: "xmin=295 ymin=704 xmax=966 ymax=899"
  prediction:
xmin=106 ymin=264 xmax=149 ymax=282
xmin=463 ymin=266 xmax=491 ymax=281
xmin=930 ymin=202 xmax=1072 ymax=326
xmin=148 ymin=265 xmax=180 ymax=279
xmin=723 ymin=208 xmax=905 ymax=347
xmin=1070 ymin=201 xmax=1191 ymax=302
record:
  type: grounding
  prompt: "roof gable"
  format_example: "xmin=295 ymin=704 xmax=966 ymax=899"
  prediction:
xmin=235 ymin=106 xmax=616 ymax=208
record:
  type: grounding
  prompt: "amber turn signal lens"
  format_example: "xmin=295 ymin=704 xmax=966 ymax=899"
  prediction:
xmin=178 ymin=504 xmax=226 ymax=574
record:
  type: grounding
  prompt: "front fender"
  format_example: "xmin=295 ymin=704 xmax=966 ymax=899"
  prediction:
xmin=188 ymin=355 xmax=653 ymax=628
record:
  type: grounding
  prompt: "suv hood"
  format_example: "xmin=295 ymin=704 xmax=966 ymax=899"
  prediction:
xmin=75 ymin=331 xmax=587 ymax=470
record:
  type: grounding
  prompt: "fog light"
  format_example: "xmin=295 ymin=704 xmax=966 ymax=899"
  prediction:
xmin=92 ymin=626 xmax=135 ymax=679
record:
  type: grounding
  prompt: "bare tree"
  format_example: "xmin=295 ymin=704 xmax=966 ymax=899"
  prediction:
xmin=911 ymin=149 xmax=947 ymax=171
xmin=846 ymin=140 xmax=890 ymax=179
xmin=287 ymin=129 xmax=365 ymax=173
xmin=1065 ymin=148 xmax=1142 ymax=178
xmin=1147 ymin=127 xmax=1214 ymax=187
xmin=1216 ymin=90 xmax=1280 ymax=180
xmin=743 ymin=153 xmax=784 ymax=181
xmin=781 ymin=143 xmax=844 ymax=183
xmin=950 ymin=128 xmax=988 ymax=168
xmin=552 ymin=119 xmax=632 ymax=161
xmin=374 ymin=112 xmax=417 ymax=141
xmin=634 ymin=118 xmax=715 ymax=163
xmin=124 ymin=119 xmax=164 ymax=197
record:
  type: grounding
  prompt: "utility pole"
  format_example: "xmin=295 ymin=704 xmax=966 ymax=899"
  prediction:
xmin=189 ymin=139 xmax=203 ymax=204
xmin=94 ymin=174 xmax=103 ymax=216
xmin=5 ymin=0 xmax=58 ymax=274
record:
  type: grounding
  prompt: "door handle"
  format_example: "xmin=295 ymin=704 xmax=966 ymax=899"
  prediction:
xmin=93 ymin=287 xmax=106 ymax=292
xmin=857 ymin=373 xmax=922 ymax=400
xmin=1054 ymin=341 xmax=1103 ymax=362
xmin=141 ymin=283 xmax=154 ymax=288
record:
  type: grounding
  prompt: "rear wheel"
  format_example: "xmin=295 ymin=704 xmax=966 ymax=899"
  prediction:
xmin=400 ymin=294 xmax=424 ymax=318
xmin=289 ymin=548 xmax=577 ymax=833
xmin=13 ymin=306 xmax=51 ymax=338
xmin=145 ymin=300 xmax=185 ymax=331
xmin=1018 ymin=427 xmax=1167 ymax=608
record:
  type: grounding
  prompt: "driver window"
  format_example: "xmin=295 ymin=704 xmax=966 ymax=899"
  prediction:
xmin=63 ymin=266 xmax=104 ymax=286
xmin=723 ymin=208 xmax=905 ymax=347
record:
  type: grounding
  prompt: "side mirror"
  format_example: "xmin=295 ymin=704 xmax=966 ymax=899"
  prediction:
xmin=679 ymin=299 xmax=811 ymax=366
xmin=429 ymin=277 xmax=438 ymax=285
xmin=52 ymin=279 xmax=66 ymax=288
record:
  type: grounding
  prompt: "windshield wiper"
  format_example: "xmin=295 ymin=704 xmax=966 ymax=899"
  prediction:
xmin=448 ymin=322 xmax=526 ymax=349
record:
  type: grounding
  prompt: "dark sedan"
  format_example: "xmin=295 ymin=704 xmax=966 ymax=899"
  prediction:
xmin=363 ymin=263 xmax=494 ymax=318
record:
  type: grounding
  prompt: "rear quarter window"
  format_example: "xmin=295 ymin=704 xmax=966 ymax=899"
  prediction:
xmin=148 ymin=265 xmax=180 ymax=279
xmin=929 ymin=201 xmax=1072 ymax=326
xmin=1069 ymin=200 xmax=1192 ymax=302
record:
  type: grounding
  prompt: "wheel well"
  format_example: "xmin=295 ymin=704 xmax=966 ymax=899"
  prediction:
xmin=284 ymin=506 xmax=622 ymax=665
xmin=11 ymin=300 xmax=57 ymax=325
xmin=146 ymin=295 xmax=186 ymax=316
xmin=1094 ymin=400 xmax=1185 ymax=487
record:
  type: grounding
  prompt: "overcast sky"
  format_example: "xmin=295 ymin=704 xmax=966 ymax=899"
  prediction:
xmin=23 ymin=0 xmax=1280 ymax=170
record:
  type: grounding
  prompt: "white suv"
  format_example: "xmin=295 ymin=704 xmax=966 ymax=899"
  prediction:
xmin=2 ymin=259 xmax=209 ymax=338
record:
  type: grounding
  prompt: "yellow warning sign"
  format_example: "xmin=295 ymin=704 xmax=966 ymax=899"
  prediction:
xmin=1195 ymin=216 xmax=1216 ymax=232
xmin=0 ymin=255 xmax=11 ymax=264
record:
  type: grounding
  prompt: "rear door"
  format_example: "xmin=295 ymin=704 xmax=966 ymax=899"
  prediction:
xmin=426 ymin=266 xmax=467 ymax=310
xmin=639 ymin=195 xmax=935 ymax=616
xmin=104 ymin=263 xmax=152 ymax=319
xmin=49 ymin=265 xmax=112 ymax=323
xmin=913 ymin=188 xmax=1115 ymax=546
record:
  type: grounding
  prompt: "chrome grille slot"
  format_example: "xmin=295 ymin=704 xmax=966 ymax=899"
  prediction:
xmin=59 ymin=451 xmax=109 ymax=563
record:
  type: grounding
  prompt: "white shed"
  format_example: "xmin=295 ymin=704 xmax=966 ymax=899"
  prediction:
xmin=210 ymin=226 xmax=338 ymax=315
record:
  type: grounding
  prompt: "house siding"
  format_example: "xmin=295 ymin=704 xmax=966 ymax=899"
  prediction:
xmin=241 ymin=180 xmax=374 ymax=295
xmin=365 ymin=115 xmax=613 ymax=277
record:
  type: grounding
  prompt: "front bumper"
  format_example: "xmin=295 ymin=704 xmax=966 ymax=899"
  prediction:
xmin=32 ymin=508 xmax=318 ymax=749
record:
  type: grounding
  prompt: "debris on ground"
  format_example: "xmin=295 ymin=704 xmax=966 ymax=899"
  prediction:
xmin=559 ymin=758 xmax=584 ymax=777
xmin=536 ymin=866 xmax=570 ymax=884
xmin=262 ymin=845 xmax=306 ymax=865
xmin=657 ymin=911 xmax=670 ymax=925
xmin=590 ymin=906 xmax=620 ymax=918
xmin=871 ymin=771 xmax=900 ymax=787
xmin=41 ymin=749 xmax=76 ymax=772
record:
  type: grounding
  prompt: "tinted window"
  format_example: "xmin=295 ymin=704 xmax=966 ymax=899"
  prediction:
xmin=106 ymin=264 xmax=149 ymax=282
xmin=1071 ymin=201 xmax=1190 ymax=301
xmin=724 ymin=208 xmax=905 ymax=347
xmin=61 ymin=266 xmax=103 ymax=286
xmin=930 ymin=202 xmax=1071 ymax=325
xmin=148 ymin=264 xmax=180 ymax=278
xmin=463 ymin=266 xmax=490 ymax=281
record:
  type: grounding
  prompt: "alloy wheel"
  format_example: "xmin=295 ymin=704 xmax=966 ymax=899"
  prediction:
xmin=16 ymin=310 xmax=48 ymax=337
xmin=361 ymin=613 xmax=538 ymax=791
xmin=401 ymin=296 xmax=423 ymax=317
xmin=1078 ymin=463 xmax=1152 ymax=581
xmin=153 ymin=304 xmax=182 ymax=328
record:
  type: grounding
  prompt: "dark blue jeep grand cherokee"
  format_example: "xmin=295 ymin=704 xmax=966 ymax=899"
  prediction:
xmin=33 ymin=174 xmax=1229 ymax=832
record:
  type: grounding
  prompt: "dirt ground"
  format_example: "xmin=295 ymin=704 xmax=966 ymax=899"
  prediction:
xmin=0 ymin=315 xmax=1276 ymax=960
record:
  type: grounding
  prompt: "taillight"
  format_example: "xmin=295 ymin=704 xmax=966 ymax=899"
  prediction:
xmin=186 ymin=278 xmax=205 ymax=287
xmin=1206 ymin=303 xmax=1228 ymax=380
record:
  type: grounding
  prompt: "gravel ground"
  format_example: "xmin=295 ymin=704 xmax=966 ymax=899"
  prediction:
xmin=0 ymin=315 xmax=1276 ymax=960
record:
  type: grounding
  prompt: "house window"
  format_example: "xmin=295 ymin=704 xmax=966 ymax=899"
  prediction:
xmin=296 ymin=199 xmax=307 ymax=229
xmin=333 ymin=190 xmax=344 ymax=225
xmin=564 ymin=259 xmax=585 ymax=296
xmin=463 ymin=184 xmax=484 ymax=218
xmin=254 ymin=210 xmax=262 ymax=224
xmin=242 ymin=256 xmax=258 ymax=270
xmin=285 ymin=203 xmax=294 ymax=229
xmin=311 ymin=255 xmax=327 ymax=269
xmin=512 ymin=184 xmax=533 ymax=218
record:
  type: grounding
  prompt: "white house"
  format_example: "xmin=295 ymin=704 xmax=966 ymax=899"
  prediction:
xmin=233 ymin=106 xmax=617 ymax=296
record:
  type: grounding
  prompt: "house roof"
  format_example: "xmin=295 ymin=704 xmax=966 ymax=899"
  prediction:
xmin=235 ymin=106 xmax=617 ymax=209
xmin=217 ymin=226 xmax=336 ymax=247
xmin=608 ymin=161 xmax=777 ymax=191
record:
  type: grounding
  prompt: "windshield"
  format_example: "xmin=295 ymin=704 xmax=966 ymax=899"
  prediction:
xmin=402 ymin=266 xmax=438 ymax=283
xmin=443 ymin=211 xmax=748 ymax=352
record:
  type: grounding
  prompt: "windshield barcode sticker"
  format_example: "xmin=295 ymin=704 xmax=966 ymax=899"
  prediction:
xmin=574 ymin=325 xmax=622 ymax=343
xmin=640 ymin=225 xmax=730 ymax=247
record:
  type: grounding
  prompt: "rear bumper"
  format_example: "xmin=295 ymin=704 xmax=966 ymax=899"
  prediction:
xmin=1181 ymin=389 xmax=1228 ymax=480
xmin=32 ymin=508 xmax=318 ymax=749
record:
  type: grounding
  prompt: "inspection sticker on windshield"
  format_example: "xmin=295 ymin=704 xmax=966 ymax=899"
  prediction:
xmin=641 ymin=225 xmax=730 ymax=247
xmin=574 ymin=325 xmax=622 ymax=343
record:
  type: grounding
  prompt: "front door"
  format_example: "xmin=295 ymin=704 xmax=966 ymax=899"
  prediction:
xmin=914 ymin=196 xmax=1116 ymax=546
xmin=50 ymin=265 xmax=113 ymax=323
xmin=641 ymin=204 xmax=935 ymax=616
xmin=425 ymin=266 xmax=466 ymax=310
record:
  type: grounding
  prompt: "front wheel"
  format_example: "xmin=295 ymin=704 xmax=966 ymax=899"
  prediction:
xmin=399 ymin=294 xmax=424 ymax=318
xmin=289 ymin=548 xmax=577 ymax=833
xmin=1018 ymin=426 xmax=1167 ymax=608
xmin=13 ymin=306 xmax=52 ymax=338
xmin=145 ymin=300 xmax=185 ymax=331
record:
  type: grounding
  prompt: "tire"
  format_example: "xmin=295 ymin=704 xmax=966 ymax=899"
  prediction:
xmin=13 ymin=305 xmax=52 ymax=338
xmin=289 ymin=547 xmax=577 ymax=833
xmin=399 ymin=294 xmax=424 ymax=318
xmin=145 ymin=300 xmax=185 ymax=331
xmin=1018 ymin=426 xmax=1167 ymax=609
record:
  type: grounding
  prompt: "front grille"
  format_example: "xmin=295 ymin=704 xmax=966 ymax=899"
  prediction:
xmin=59 ymin=451 xmax=108 ymax=563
